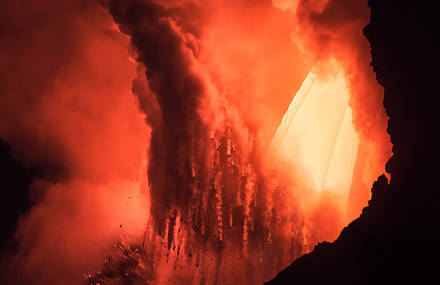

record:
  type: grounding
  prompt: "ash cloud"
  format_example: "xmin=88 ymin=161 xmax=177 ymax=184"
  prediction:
xmin=107 ymin=0 xmax=212 ymax=235
xmin=103 ymin=1 xmax=310 ymax=283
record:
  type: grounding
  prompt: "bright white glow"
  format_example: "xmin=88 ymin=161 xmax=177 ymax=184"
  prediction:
xmin=272 ymin=0 xmax=299 ymax=12
xmin=272 ymin=62 xmax=359 ymax=203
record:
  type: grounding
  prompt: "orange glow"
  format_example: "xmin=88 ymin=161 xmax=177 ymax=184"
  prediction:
xmin=273 ymin=60 xmax=359 ymax=218
xmin=1 ymin=0 xmax=391 ymax=284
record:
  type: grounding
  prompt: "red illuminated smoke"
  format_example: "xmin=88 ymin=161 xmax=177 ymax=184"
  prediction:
xmin=0 ymin=0 xmax=390 ymax=284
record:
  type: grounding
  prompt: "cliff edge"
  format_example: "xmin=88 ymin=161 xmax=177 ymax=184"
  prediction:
xmin=266 ymin=1 xmax=439 ymax=284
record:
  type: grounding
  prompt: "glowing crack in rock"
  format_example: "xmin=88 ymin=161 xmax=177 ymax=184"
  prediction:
xmin=272 ymin=62 xmax=359 ymax=204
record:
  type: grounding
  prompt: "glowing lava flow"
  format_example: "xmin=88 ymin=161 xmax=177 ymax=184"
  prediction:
xmin=272 ymin=61 xmax=359 ymax=209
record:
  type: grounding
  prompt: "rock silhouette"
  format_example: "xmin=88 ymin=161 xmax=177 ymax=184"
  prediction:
xmin=266 ymin=1 xmax=439 ymax=284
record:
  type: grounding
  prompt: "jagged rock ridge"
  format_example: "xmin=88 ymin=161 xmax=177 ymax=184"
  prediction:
xmin=266 ymin=1 xmax=439 ymax=284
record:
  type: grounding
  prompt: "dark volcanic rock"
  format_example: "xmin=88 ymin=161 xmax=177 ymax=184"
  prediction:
xmin=0 ymin=141 xmax=34 ymax=253
xmin=266 ymin=1 xmax=439 ymax=284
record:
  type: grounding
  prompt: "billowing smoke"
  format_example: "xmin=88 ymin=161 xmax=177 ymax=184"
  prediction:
xmin=108 ymin=0 xmax=210 ymax=234
xmin=0 ymin=0 xmax=391 ymax=284
xmin=0 ymin=1 xmax=149 ymax=284
xmin=103 ymin=1 xmax=308 ymax=283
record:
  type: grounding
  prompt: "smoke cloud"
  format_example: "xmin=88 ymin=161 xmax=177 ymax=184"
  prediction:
xmin=0 ymin=0 xmax=391 ymax=284
xmin=0 ymin=0 xmax=149 ymax=283
xmin=104 ymin=1 xmax=309 ymax=283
